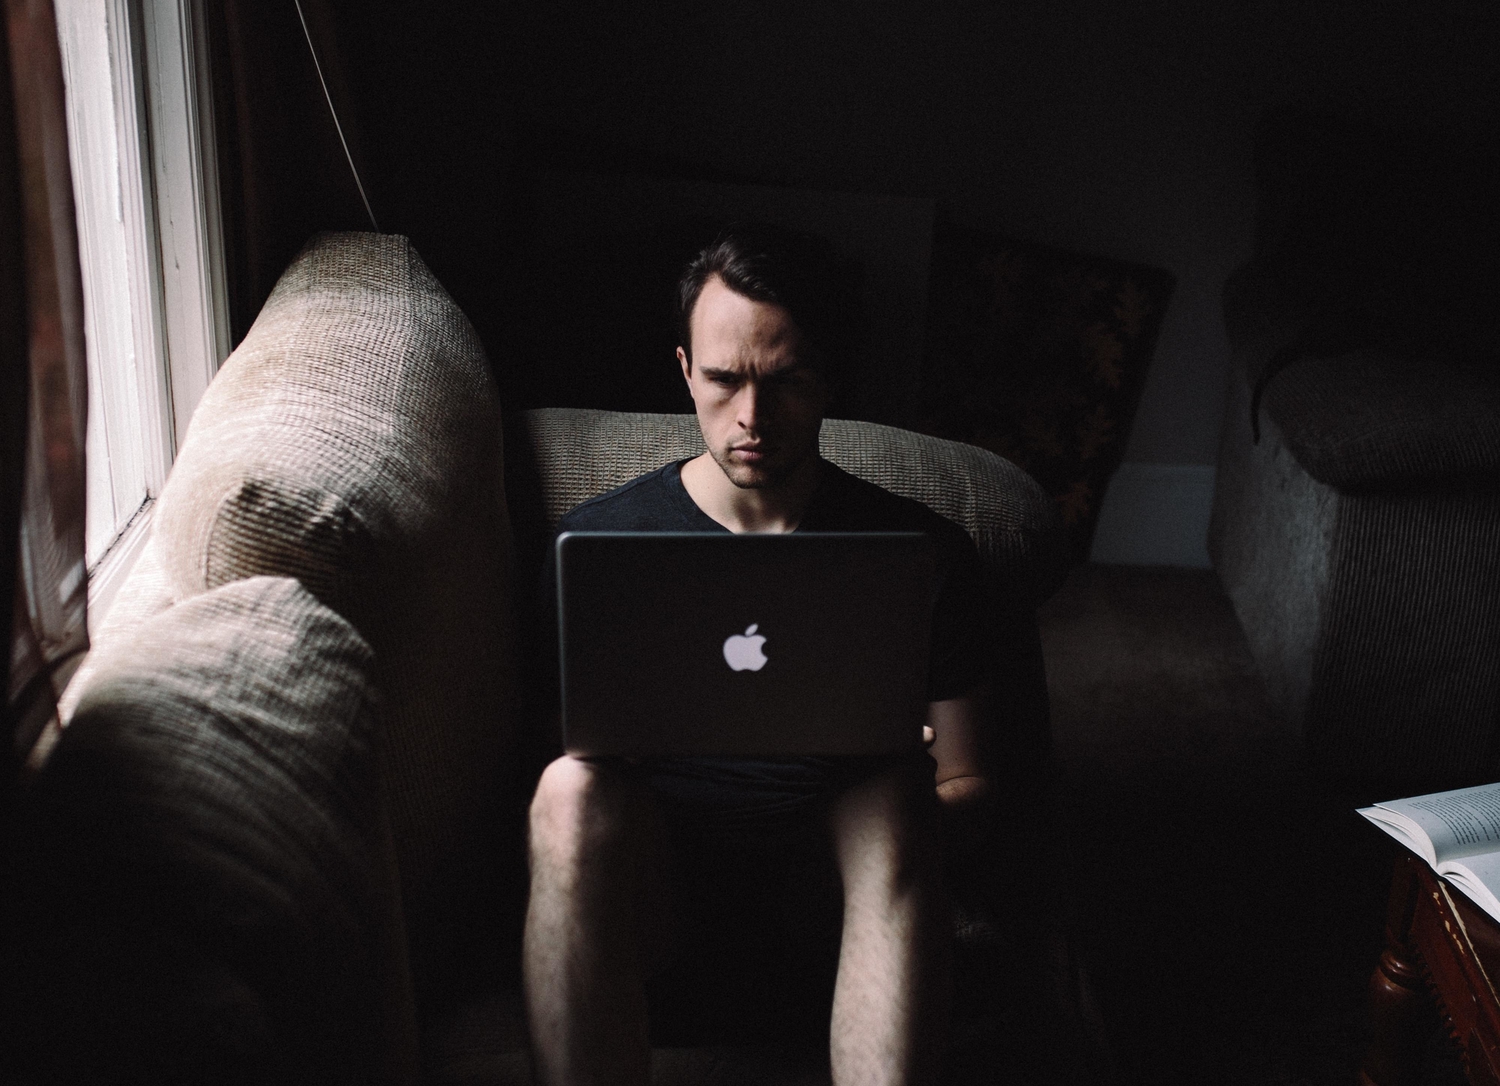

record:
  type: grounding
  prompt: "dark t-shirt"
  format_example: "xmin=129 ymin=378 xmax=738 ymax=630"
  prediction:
xmin=542 ymin=458 xmax=992 ymax=832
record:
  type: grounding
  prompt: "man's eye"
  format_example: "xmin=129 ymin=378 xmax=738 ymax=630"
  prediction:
xmin=710 ymin=374 xmax=739 ymax=388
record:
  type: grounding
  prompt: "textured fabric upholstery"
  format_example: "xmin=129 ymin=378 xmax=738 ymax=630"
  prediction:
xmin=1254 ymin=349 xmax=1500 ymax=490
xmin=516 ymin=408 xmax=1066 ymax=608
xmin=150 ymin=231 xmax=520 ymax=1000
xmin=1209 ymin=369 xmax=1335 ymax=731
xmin=1211 ymin=356 xmax=1500 ymax=781
xmin=1224 ymin=261 xmax=1500 ymax=491
xmin=820 ymin=417 xmax=1065 ymax=608
xmin=3 ymin=577 xmax=416 ymax=1085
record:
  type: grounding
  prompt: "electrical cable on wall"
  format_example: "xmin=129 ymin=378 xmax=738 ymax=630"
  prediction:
xmin=292 ymin=0 xmax=380 ymax=233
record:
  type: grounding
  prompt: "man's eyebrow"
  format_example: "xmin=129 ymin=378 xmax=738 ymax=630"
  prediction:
xmin=702 ymin=356 xmax=809 ymax=379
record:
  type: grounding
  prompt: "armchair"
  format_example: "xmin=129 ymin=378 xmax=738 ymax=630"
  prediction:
xmin=1208 ymin=108 xmax=1500 ymax=786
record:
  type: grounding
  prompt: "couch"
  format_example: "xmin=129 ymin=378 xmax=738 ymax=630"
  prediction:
xmin=3 ymin=231 xmax=1073 ymax=1083
xmin=1208 ymin=109 xmax=1500 ymax=787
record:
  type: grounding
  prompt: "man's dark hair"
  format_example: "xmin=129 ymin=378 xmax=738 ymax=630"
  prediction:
xmin=676 ymin=223 xmax=857 ymax=390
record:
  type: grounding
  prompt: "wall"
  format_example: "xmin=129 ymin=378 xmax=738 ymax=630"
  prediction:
xmin=333 ymin=0 xmax=1497 ymax=565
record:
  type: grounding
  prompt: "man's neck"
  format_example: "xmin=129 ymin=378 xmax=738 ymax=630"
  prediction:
xmin=679 ymin=453 xmax=822 ymax=534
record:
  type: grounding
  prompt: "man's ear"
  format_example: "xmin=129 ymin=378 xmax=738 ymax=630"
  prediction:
xmin=677 ymin=346 xmax=692 ymax=394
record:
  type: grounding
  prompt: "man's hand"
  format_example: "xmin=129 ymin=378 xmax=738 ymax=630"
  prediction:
xmin=935 ymin=773 xmax=989 ymax=809
xmin=922 ymin=726 xmax=988 ymax=808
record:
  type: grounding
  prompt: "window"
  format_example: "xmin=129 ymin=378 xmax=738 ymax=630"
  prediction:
xmin=54 ymin=0 xmax=228 ymax=624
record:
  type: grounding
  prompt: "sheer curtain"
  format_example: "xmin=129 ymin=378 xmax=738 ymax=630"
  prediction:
xmin=3 ymin=0 xmax=89 ymax=788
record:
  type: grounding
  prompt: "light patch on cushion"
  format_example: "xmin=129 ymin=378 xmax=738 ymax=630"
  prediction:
xmin=57 ymin=534 xmax=175 ymax=725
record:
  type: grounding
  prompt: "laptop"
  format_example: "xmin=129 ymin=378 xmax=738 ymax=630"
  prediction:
xmin=556 ymin=531 xmax=938 ymax=757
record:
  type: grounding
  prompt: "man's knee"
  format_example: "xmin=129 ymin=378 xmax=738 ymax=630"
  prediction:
xmin=528 ymin=755 xmax=639 ymax=869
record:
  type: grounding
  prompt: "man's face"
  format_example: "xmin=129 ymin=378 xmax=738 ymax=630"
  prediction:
xmin=678 ymin=276 xmax=829 ymax=490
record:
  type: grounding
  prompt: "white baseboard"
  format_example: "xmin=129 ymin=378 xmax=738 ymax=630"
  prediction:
xmin=1088 ymin=462 xmax=1216 ymax=568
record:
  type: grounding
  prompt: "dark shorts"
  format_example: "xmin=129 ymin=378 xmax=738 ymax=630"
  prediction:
xmin=637 ymin=750 xmax=938 ymax=1043
xmin=646 ymin=752 xmax=930 ymax=835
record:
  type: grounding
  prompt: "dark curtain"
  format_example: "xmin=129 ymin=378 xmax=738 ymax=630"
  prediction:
xmin=2 ymin=0 xmax=372 ymax=810
xmin=210 ymin=0 xmax=374 ymax=345
xmin=3 ymin=0 xmax=88 ymax=801
xmin=0 ymin=7 xmax=24 ymax=809
xmin=3 ymin=0 xmax=88 ymax=792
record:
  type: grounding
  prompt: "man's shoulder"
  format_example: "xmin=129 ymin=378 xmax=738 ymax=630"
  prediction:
xmin=556 ymin=462 xmax=692 ymax=533
xmin=815 ymin=462 xmax=974 ymax=548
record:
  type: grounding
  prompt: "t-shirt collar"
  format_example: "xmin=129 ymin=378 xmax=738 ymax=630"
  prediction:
xmin=666 ymin=456 xmax=846 ymax=534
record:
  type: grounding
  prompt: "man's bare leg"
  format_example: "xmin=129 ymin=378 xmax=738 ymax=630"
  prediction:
xmin=524 ymin=755 xmax=669 ymax=1086
xmin=828 ymin=763 xmax=950 ymax=1086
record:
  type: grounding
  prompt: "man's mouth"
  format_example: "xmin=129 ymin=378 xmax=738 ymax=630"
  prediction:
xmin=730 ymin=444 xmax=768 ymax=461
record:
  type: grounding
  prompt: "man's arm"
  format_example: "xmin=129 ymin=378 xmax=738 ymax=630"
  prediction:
xmin=927 ymin=682 xmax=989 ymax=804
xmin=926 ymin=684 xmax=994 ymax=853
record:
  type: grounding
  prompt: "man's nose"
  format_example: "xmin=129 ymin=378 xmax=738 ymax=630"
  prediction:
xmin=736 ymin=382 xmax=771 ymax=430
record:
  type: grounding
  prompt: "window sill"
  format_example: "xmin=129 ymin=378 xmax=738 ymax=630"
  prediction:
xmin=88 ymin=498 xmax=155 ymax=635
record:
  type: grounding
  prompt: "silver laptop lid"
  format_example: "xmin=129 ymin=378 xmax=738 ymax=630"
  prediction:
xmin=557 ymin=532 xmax=938 ymax=758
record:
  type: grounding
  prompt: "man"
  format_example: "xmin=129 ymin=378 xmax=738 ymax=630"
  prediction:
xmin=525 ymin=227 xmax=995 ymax=1086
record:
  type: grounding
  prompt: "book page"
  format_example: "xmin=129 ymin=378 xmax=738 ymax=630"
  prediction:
xmin=1381 ymin=783 xmax=1500 ymax=863
xmin=1441 ymin=851 xmax=1500 ymax=926
xmin=1359 ymin=807 xmax=1436 ymax=865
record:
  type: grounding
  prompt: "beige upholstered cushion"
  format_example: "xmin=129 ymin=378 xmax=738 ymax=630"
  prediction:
xmin=150 ymin=232 xmax=519 ymax=999
xmin=7 ymin=577 xmax=416 ymax=1084
xmin=519 ymin=408 xmax=1065 ymax=606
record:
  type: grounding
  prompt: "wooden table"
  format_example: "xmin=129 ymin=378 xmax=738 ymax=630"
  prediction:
xmin=1362 ymin=853 xmax=1500 ymax=1085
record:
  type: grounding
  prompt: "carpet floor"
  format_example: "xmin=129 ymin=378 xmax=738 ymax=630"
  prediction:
xmin=1041 ymin=563 xmax=1465 ymax=1086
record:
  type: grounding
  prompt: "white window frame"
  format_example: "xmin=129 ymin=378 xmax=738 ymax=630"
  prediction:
xmin=141 ymin=0 xmax=230 ymax=449
xmin=55 ymin=0 xmax=229 ymax=629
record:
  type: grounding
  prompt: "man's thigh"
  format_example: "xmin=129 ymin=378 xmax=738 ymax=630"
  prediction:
xmin=526 ymin=755 xmax=682 ymax=975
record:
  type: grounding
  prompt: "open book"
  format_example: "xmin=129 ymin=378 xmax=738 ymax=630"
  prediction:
xmin=1361 ymin=782 xmax=1500 ymax=924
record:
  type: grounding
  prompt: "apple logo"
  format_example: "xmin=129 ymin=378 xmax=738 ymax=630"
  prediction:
xmin=722 ymin=624 xmax=768 ymax=672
